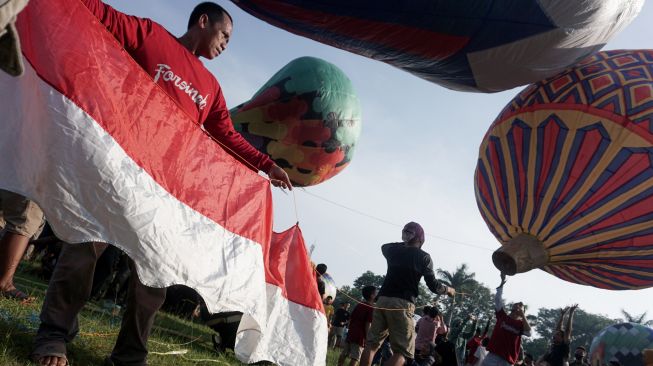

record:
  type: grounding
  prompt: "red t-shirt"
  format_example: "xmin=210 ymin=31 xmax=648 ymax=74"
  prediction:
xmin=466 ymin=335 xmax=484 ymax=365
xmin=81 ymin=0 xmax=273 ymax=172
xmin=486 ymin=309 xmax=524 ymax=364
xmin=346 ymin=302 xmax=374 ymax=347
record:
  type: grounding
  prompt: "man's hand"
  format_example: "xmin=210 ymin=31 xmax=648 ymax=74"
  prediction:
xmin=497 ymin=272 xmax=507 ymax=289
xmin=268 ymin=164 xmax=293 ymax=190
xmin=446 ymin=286 xmax=456 ymax=298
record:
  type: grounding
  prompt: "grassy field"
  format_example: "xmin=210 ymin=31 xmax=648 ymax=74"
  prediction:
xmin=0 ymin=264 xmax=341 ymax=365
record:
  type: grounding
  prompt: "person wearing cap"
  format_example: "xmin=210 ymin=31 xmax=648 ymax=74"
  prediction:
xmin=359 ymin=222 xmax=456 ymax=366
xmin=482 ymin=274 xmax=532 ymax=366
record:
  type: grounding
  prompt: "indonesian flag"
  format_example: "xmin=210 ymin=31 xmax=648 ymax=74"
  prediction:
xmin=0 ymin=0 xmax=326 ymax=364
xmin=239 ymin=225 xmax=328 ymax=365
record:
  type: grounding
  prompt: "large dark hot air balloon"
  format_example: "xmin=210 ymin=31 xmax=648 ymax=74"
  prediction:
xmin=231 ymin=0 xmax=643 ymax=92
xmin=476 ymin=50 xmax=653 ymax=290
xmin=231 ymin=56 xmax=361 ymax=187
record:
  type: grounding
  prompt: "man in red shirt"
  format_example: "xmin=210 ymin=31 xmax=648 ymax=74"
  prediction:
xmin=32 ymin=2 xmax=291 ymax=366
xmin=465 ymin=318 xmax=491 ymax=366
xmin=337 ymin=285 xmax=377 ymax=366
xmin=483 ymin=274 xmax=531 ymax=366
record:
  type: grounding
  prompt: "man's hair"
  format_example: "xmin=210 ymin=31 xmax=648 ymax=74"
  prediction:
xmin=325 ymin=296 xmax=333 ymax=301
xmin=316 ymin=263 xmax=328 ymax=275
xmin=361 ymin=285 xmax=376 ymax=301
xmin=428 ymin=306 xmax=439 ymax=318
xmin=576 ymin=346 xmax=586 ymax=352
xmin=188 ymin=2 xmax=233 ymax=30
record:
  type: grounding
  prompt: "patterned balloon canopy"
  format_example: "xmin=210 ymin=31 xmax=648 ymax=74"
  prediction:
xmin=230 ymin=57 xmax=361 ymax=187
xmin=475 ymin=50 xmax=653 ymax=290
xmin=231 ymin=0 xmax=643 ymax=93
xmin=589 ymin=323 xmax=653 ymax=366
xmin=321 ymin=272 xmax=337 ymax=300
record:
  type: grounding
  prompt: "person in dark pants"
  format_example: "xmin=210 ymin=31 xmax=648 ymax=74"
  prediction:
xmin=359 ymin=222 xmax=455 ymax=366
xmin=31 ymin=1 xmax=292 ymax=365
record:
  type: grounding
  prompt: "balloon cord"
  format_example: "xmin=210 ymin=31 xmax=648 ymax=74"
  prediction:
xmin=293 ymin=189 xmax=299 ymax=224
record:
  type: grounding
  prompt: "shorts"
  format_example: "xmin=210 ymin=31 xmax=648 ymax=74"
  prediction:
xmin=0 ymin=189 xmax=45 ymax=239
xmin=340 ymin=341 xmax=363 ymax=361
xmin=365 ymin=296 xmax=416 ymax=358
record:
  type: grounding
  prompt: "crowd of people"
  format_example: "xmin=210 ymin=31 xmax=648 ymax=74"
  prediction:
xmin=320 ymin=222 xmax=592 ymax=366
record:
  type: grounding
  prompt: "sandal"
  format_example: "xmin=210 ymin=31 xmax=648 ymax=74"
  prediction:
xmin=1 ymin=288 xmax=34 ymax=302
xmin=31 ymin=342 xmax=69 ymax=366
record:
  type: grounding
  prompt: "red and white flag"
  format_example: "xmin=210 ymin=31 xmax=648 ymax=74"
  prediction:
xmin=238 ymin=225 xmax=328 ymax=365
xmin=0 ymin=0 xmax=326 ymax=364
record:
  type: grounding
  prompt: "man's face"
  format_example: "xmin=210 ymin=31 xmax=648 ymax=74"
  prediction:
xmin=553 ymin=330 xmax=563 ymax=344
xmin=575 ymin=349 xmax=586 ymax=360
xmin=198 ymin=15 xmax=232 ymax=60
xmin=511 ymin=302 xmax=524 ymax=315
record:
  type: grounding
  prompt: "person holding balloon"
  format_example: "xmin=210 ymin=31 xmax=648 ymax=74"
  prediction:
xmin=482 ymin=274 xmax=532 ymax=366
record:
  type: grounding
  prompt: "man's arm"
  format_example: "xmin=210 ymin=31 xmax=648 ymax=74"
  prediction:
xmin=495 ymin=273 xmax=507 ymax=311
xmin=483 ymin=317 xmax=491 ymax=337
xmin=423 ymin=255 xmax=455 ymax=297
xmin=204 ymin=97 xmax=291 ymax=189
xmin=80 ymin=0 xmax=152 ymax=50
xmin=495 ymin=286 xmax=504 ymax=311
xmin=463 ymin=316 xmax=479 ymax=339
xmin=564 ymin=304 xmax=578 ymax=343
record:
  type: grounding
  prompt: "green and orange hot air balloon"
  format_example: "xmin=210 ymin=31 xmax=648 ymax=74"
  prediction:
xmin=231 ymin=57 xmax=362 ymax=186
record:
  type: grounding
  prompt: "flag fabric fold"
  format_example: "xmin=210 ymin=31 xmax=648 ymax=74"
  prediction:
xmin=237 ymin=225 xmax=328 ymax=365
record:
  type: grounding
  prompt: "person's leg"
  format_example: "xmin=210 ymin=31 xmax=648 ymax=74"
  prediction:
xmin=109 ymin=260 xmax=166 ymax=366
xmin=0 ymin=191 xmax=44 ymax=299
xmin=337 ymin=343 xmax=349 ymax=366
xmin=0 ymin=232 xmax=29 ymax=290
xmin=384 ymin=298 xmax=416 ymax=366
xmin=33 ymin=242 xmax=108 ymax=366
xmin=360 ymin=300 xmax=390 ymax=366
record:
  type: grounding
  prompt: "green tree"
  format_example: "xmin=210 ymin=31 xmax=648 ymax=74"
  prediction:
xmin=437 ymin=264 xmax=478 ymax=325
xmin=353 ymin=270 xmax=385 ymax=289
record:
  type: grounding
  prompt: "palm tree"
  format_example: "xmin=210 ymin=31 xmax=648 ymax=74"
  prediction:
xmin=437 ymin=264 xmax=476 ymax=325
xmin=621 ymin=310 xmax=653 ymax=326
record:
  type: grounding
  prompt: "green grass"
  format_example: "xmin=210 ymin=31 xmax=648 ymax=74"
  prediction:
xmin=0 ymin=264 xmax=343 ymax=365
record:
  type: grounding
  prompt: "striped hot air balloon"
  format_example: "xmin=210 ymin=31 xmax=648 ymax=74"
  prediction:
xmin=231 ymin=0 xmax=643 ymax=93
xmin=475 ymin=50 xmax=653 ymax=290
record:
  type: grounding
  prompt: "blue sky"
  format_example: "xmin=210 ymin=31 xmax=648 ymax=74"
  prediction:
xmin=106 ymin=0 xmax=653 ymax=320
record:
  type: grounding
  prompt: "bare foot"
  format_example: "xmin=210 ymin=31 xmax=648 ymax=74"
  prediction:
xmin=39 ymin=355 xmax=68 ymax=366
